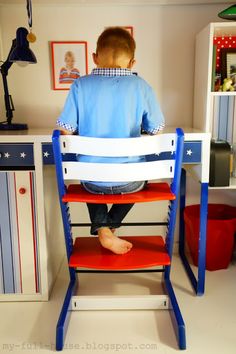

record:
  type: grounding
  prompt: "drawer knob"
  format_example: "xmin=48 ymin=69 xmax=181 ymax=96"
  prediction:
xmin=19 ymin=187 xmax=26 ymax=194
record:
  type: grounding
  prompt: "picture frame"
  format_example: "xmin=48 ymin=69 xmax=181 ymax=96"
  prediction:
xmin=105 ymin=26 xmax=134 ymax=36
xmin=221 ymin=47 xmax=236 ymax=88
xmin=51 ymin=41 xmax=88 ymax=90
xmin=124 ymin=26 xmax=133 ymax=36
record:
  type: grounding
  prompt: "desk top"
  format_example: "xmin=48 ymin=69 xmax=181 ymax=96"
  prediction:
xmin=0 ymin=126 xmax=210 ymax=143
xmin=0 ymin=126 xmax=211 ymax=183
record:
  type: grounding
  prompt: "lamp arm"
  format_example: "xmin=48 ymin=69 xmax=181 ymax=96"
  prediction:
xmin=1 ymin=71 xmax=14 ymax=124
xmin=0 ymin=39 xmax=16 ymax=124
xmin=0 ymin=39 xmax=16 ymax=75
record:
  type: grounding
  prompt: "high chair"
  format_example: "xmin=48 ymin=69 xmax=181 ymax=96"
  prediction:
xmin=52 ymin=128 xmax=186 ymax=351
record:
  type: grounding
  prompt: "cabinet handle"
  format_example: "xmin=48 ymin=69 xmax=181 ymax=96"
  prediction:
xmin=19 ymin=187 xmax=26 ymax=194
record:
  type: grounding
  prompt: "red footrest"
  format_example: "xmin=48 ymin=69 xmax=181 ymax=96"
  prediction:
xmin=69 ymin=236 xmax=170 ymax=270
xmin=63 ymin=183 xmax=175 ymax=204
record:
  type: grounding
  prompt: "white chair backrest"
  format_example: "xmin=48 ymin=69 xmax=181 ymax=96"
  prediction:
xmin=60 ymin=134 xmax=176 ymax=157
xmin=59 ymin=134 xmax=178 ymax=182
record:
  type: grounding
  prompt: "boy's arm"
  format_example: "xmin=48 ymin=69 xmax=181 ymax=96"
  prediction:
xmin=59 ymin=128 xmax=73 ymax=135
xmin=56 ymin=81 xmax=79 ymax=134
xmin=141 ymin=84 xmax=165 ymax=135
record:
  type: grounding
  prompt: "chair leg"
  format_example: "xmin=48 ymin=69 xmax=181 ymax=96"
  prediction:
xmin=56 ymin=277 xmax=77 ymax=351
xmin=164 ymin=275 xmax=186 ymax=350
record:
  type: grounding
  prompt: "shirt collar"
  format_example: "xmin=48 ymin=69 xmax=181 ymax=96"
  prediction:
xmin=91 ymin=68 xmax=134 ymax=77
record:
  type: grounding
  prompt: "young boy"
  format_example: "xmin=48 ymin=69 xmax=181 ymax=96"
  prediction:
xmin=57 ymin=27 xmax=165 ymax=255
xmin=59 ymin=51 xmax=80 ymax=84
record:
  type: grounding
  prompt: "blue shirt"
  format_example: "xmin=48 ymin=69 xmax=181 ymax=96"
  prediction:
xmin=57 ymin=68 xmax=165 ymax=186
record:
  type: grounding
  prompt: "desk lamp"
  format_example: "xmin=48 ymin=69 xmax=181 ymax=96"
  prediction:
xmin=0 ymin=27 xmax=37 ymax=130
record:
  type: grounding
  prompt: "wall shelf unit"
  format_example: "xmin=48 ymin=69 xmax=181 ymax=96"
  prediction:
xmin=194 ymin=23 xmax=236 ymax=189
xmin=194 ymin=22 xmax=236 ymax=137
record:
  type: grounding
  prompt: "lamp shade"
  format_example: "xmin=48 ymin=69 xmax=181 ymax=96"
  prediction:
xmin=9 ymin=27 xmax=37 ymax=63
xmin=218 ymin=5 xmax=236 ymax=20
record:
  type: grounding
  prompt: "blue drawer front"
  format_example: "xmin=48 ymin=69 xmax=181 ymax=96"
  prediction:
xmin=42 ymin=144 xmax=77 ymax=164
xmin=42 ymin=144 xmax=54 ymax=164
xmin=183 ymin=141 xmax=201 ymax=163
xmin=0 ymin=144 xmax=34 ymax=167
xmin=42 ymin=141 xmax=202 ymax=165
xmin=146 ymin=141 xmax=201 ymax=163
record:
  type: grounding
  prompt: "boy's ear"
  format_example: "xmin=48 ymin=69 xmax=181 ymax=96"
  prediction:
xmin=128 ymin=58 xmax=136 ymax=69
xmin=92 ymin=52 xmax=98 ymax=65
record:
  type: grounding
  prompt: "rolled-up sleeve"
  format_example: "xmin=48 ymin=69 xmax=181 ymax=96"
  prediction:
xmin=56 ymin=81 xmax=79 ymax=133
xmin=142 ymin=84 xmax=165 ymax=135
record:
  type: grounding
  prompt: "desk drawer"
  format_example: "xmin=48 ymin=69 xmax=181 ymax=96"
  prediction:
xmin=183 ymin=141 xmax=201 ymax=164
xmin=0 ymin=144 xmax=34 ymax=167
xmin=42 ymin=143 xmax=54 ymax=165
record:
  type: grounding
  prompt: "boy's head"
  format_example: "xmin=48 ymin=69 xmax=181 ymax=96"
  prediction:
xmin=93 ymin=27 xmax=136 ymax=69
xmin=64 ymin=51 xmax=75 ymax=68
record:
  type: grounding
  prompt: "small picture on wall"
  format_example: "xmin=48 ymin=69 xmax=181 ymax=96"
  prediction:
xmin=105 ymin=26 xmax=133 ymax=36
xmin=51 ymin=41 xmax=88 ymax=90
xmin=124 ymin=26 xmax=133 ymax=36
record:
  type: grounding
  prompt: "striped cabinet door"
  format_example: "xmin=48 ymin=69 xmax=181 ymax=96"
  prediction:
xmin=0 ymin=171 xmax=40 ymax=295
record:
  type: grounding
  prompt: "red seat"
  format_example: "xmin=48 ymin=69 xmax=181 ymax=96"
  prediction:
xmin=63 ymin=182 xmax=175 ymax=204
xmin=69 ymin=235 xmax=170 ymax=270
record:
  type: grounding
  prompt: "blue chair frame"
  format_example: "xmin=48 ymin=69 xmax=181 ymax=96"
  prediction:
xmin=52 ymin=128 xmax=186 ymax=351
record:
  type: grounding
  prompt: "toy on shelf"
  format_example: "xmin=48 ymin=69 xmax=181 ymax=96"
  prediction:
xmin=219 ymin=77 xmax=235 ymax=92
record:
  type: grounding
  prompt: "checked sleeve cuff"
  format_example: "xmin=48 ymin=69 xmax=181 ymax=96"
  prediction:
xmin=143 ymin=122 xmax=165 ymax=135
xmin=56 ymin=119 xmax=77 ymax=133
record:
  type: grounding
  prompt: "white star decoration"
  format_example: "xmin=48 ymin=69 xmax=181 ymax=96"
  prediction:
xmin=43 ymin=151 xmax=50 ymax=158
xmin=186 ymin=149 xmax=193 ymax=156
xmin=4 ymin=152 xmax=10 ymax=158
xmin=20 ymin=152 xmax=26 ymax=158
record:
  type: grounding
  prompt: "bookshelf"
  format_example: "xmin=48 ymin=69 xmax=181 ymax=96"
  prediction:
xmin=193 ymin=22 xmax=236 ymax=188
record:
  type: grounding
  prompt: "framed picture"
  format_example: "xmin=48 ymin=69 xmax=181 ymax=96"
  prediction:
xmin=221 ymin=48 xmax=236 ymax=89
xmin=105 ymin=26 xmax=133 ymax=36
xmin=51 ymin=41 xmax=88 ymax=90
xmin=124 ymin=26 xmax=133 ymax=36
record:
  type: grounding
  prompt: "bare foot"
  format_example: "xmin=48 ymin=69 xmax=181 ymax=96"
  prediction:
xmin=98 ymin=227 xmax=133 ymax=255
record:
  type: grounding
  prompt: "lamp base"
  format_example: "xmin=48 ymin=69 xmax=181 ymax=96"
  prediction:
xmin=0 ymin=122 xmax=28 ymax=130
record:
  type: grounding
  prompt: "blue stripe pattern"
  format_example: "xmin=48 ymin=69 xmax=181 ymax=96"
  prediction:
xmin=0 ymin=173 xmax=15 ymax=293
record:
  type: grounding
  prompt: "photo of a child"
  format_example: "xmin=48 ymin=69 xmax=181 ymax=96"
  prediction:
xmin=59 ymin=51 xmax=80 ymax=84
xmin=51 ymin=41 xmax=88 ymax=90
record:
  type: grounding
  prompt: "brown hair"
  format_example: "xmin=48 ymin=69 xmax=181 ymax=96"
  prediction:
xmin=96 ymin=27 xmax=136 ymax=60
xmin=64 ymin=51 xmax=75 ymax=61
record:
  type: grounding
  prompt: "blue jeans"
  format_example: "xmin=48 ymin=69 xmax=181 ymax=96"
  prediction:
xmin=81 ymin=181 xmax=146 ymax=235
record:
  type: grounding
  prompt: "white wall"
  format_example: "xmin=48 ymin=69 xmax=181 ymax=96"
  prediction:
xmin=0 ymin=2 xmax=235 ymax=241
xmin=0 ymin=2 xmax=230 ymax=129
